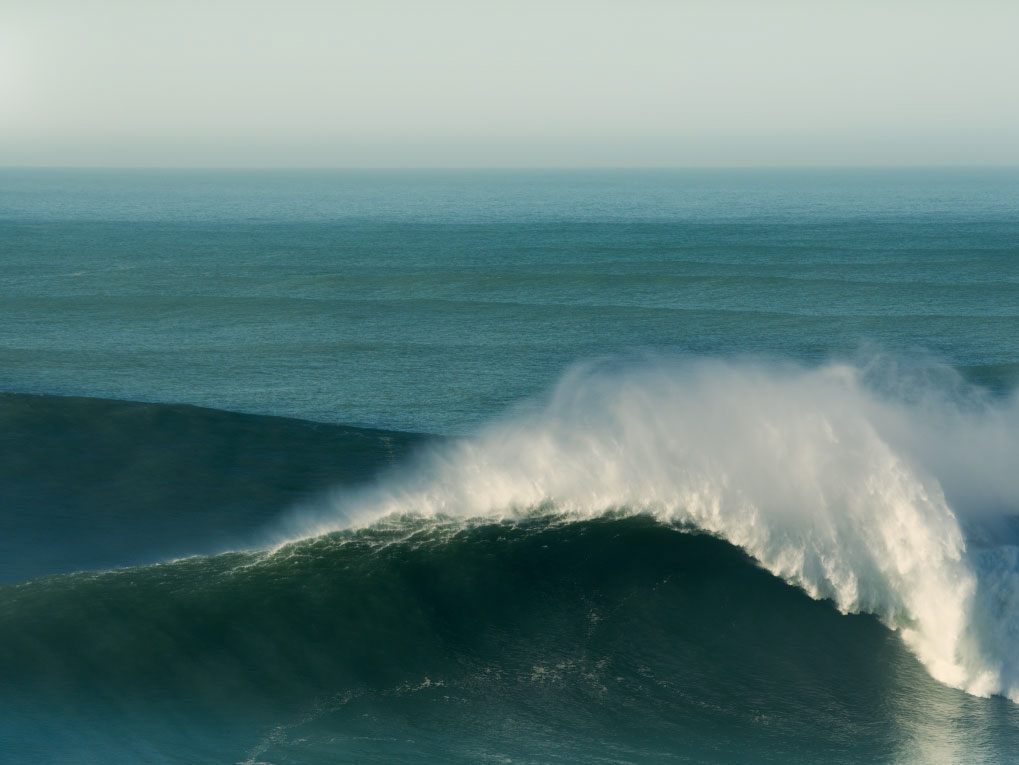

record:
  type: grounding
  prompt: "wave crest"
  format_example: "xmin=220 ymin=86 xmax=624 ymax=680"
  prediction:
xmin=289 ymin=357 xmax=1019 ymax=700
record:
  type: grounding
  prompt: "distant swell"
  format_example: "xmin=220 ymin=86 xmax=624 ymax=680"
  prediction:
xmin=285 ymin=356 xmax=1019 ymax=701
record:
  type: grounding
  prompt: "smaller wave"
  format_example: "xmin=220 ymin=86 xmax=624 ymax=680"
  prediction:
xmin=285 ymin=356 xmax=1019 ymax=701
xmin=0 ymin=392 xmax=426 ymax=582
xmin=958 ymin=361 xmax=1019 ymax=396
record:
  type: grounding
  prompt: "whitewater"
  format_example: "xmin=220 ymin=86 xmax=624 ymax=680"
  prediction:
xmin=280 ymin=357 xmax=1019 ymax=702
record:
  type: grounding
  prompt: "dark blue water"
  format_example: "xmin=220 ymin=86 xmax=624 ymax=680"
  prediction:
xmin=1 ymin=169 xmax=1018 ymax=763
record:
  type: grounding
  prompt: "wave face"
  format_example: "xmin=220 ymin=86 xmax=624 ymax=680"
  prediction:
xmin=4 ymin=516 xmax=1019 ymax=765
xmin=289 ymin=357 xmax=1019 ymax=702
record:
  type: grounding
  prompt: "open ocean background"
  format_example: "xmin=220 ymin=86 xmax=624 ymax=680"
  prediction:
xmin=2 ymin=168 xmax=1018 ymax=763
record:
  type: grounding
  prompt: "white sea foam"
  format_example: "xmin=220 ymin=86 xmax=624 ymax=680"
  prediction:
xmin=292 ymin=357 xmax=1019 ymax=701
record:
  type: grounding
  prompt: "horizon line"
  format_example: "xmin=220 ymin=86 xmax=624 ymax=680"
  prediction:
xmin=4 ymin=164 xmax=1019 ymax=171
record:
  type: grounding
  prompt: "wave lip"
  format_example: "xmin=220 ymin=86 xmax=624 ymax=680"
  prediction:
xmin=295 ymin=357 xmax=1019 ymax=701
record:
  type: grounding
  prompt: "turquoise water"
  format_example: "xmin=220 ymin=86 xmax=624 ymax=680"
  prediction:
xmin=3 ymin=169 xmax=1017 ymax=431
xmin=1 ymin=169 xmax=1018 ymax=763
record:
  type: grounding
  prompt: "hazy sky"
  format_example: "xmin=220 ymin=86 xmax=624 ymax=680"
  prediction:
xmin=3 ymin=0 xmax=1018 ymax=167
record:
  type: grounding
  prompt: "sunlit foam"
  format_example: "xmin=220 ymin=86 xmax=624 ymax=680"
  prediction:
xmin=279 ymin=356 xmax=1019 ymax=701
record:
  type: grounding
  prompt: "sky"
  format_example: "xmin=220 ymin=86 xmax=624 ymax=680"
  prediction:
xmin=3 ymin=0 xmax=1018 ymax=167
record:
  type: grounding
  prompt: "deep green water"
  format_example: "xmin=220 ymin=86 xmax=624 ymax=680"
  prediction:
xmin=1 ymin=169 xmax=1018 ymax=763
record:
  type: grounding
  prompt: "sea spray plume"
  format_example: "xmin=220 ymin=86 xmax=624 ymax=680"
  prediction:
xmin=291 ymin=358 xmax=1019 ymax=700
xmin=855 ymin=351 xmax=1019 ymax=521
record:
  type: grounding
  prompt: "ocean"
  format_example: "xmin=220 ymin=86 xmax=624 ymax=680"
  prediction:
xmin=1 ymin=168 xmax=1018 ymax=763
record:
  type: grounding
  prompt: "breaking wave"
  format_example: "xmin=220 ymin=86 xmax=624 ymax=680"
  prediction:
xmin=288 ymin=356 xmax=1019 ymax=701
